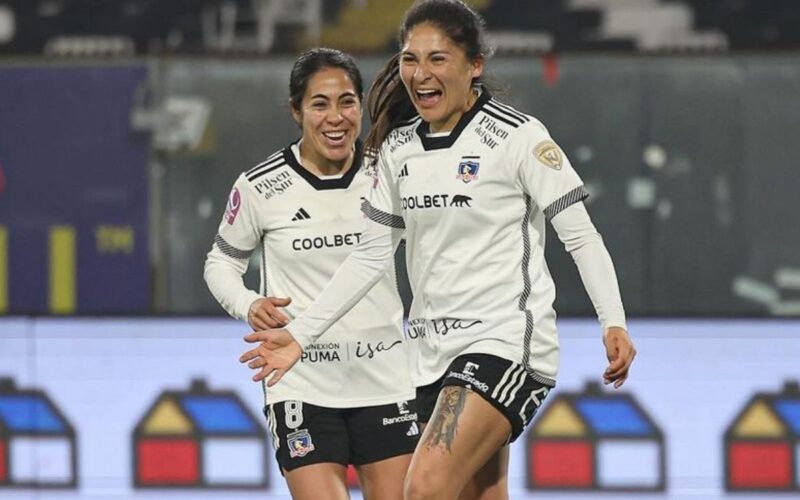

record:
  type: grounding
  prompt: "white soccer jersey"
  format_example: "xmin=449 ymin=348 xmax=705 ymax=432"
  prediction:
xmin=364 ymin=91 xmax=592 ymax=387
xmin=205 ymin=141 xmax=413 ymax=408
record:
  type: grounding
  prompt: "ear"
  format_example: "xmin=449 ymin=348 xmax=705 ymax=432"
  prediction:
xmin=290 ymin=100 xmax=302 ymax=126
xmin=471 ymin=55 xmax=485 ymax=80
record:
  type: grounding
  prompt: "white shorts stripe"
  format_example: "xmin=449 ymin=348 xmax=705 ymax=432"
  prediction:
xmin=504 ymin=369 xmax=528 ymax=407
xmin=498 ymin=366 xmax=525 ymax=405
xmin=268 ymin=405 xmax=280 ymax=450
xmin=492 ymin=364 xmax=517 ymax=399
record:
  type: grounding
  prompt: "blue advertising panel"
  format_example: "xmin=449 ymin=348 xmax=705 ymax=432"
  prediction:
xmin=0 ymin=317 xmax=798 ymax=499
xmin=0 ymin=64 xmax=149 ymax=314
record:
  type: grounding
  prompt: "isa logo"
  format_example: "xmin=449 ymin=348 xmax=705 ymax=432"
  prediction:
xmin=457 ymin=157 xmax=480 ymax=183
xmin=224 ymin=187 xmax=241 ymax=224
xmin=288 ymin=429 xmax=315 ymax=458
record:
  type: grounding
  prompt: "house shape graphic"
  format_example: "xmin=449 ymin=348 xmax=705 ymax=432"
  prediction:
xmin=0 ymin=378 xmax=78 ymax=488
xmin=526 ymin=381 xmax=665 ymax=491
xmin=132 ymin=378 xmax=268 ymax=489
xmin=724 ymin=380 xmax=800 ymax=492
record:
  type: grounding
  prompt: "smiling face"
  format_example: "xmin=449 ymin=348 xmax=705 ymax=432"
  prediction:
xmin=399 ymin=22 xmax=484 ymax=133
xmin=292 ymin=67 xmax=362 ymax=172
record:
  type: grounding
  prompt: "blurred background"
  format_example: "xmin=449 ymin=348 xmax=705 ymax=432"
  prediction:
xmin=1 ymin=0 xmax=799 ymax=498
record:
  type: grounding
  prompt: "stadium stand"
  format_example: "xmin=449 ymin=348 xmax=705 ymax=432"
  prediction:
xmin=0 ymin=0 xmax=798 ymax=55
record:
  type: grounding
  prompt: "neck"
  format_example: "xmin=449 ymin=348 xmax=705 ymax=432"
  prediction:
xmin=299 ymin=142 xmax=354 ymax=176
xmin=430 ymin=88 xmax=479 ymax=133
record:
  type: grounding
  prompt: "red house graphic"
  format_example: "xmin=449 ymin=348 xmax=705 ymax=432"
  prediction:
xmin=725 ymin=380 xmax=800 ymax=491
xmin=132 ymin=379 xmax=268 ymax=489
xmin=526 ymin=381 xmax=665 ymax=492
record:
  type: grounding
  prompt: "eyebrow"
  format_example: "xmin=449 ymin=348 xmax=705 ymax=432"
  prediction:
xmin=310 ymin=91 xmax=357 ymax=100
xmin=401 ymin=50 xmax=450 ymax=57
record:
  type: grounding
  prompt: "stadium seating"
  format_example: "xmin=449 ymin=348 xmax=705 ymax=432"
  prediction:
xmin=0 ymin=0 xmax=799 ymax=55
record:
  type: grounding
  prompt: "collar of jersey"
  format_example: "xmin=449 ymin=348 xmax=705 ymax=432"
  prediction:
xmin=415 ymin=89 xmax=492 ymax=151
xmin=283 ymin=139 xmax=363 ymax=190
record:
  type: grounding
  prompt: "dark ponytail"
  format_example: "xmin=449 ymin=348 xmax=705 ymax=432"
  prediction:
xmin=364 ymin=54 xmax=417 ymax=154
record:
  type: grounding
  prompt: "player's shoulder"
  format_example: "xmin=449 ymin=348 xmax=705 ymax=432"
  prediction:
xmin=483 ymin=99 xmax=555 ymax=152
xmin=382 ymin=115 xmax=423 ymax=157
xmin=483 ymin=96 xmax=547 ymax=134
xmin=240 ymin=147 xmax=291 ymax=186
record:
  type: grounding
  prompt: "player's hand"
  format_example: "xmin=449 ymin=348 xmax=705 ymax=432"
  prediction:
xmin=247 ymin=297 xmax=292 ymax=330
xmin=239 ymin=328 xmax=302 ymax=386
xmin=602 ymin=326 xmax=636 ymax=388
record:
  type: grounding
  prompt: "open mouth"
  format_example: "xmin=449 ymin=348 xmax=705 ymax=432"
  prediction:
xmin=322 ymin=130 xmax=347 ymax=145
xmin=415 ymin=89 xmax=442 ymax=107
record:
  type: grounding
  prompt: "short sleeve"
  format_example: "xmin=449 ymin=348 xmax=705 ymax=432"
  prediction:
xmin=512 ymin=120 xmax=588 ymax=221
xmin=361 ymin=146 xmax=405 ymax=229
xmin=213 ymin=174 xmax=262 ymax=260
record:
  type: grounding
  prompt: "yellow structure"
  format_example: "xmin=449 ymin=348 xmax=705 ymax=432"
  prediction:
xmin=321 ymin=0 xmax=490 ymax=52
xmin=49 ymin=225 xmax=76 ymax=314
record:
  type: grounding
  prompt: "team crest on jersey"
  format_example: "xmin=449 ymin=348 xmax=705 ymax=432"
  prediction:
xmin=534 ymin=140 xmax=563 ymax=170
xmin=287 ymin=429 xmax=315 ymax=458
xmin=224 ymin=187 xmax=241 ymax=224
xmin=456 ymin=158 xmax=480 ymax=183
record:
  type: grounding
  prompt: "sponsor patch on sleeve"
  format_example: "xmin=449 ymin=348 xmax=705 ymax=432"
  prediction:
xmin=534 ymin=140 xmax=563 ymax=170
xmin=224 ymin=187 xmax=241 ymax=224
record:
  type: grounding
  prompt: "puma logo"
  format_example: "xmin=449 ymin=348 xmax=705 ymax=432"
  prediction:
xmin=450 ymin=195 xmax=472 ymax=207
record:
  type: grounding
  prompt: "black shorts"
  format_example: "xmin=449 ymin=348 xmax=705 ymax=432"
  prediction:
xmin=265 ymin=399 xmax=419 ymax=472
xmin=416 ymin=353 xmax=551 ymax=442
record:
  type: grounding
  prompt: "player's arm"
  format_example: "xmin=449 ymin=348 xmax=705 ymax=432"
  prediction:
xmin=203 ymin=176 xmax=290 ymax=329
xmin=549 ymin=203 xmax=635 ymax=387
xmin=512 ymin=120 xmax=635 ymax=387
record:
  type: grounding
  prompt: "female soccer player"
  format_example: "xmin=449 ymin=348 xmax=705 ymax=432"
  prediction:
xmin=204 ymin=48 xmax=416 ymax=500
xmin=240 ymin=2 xmax=636 ymax=498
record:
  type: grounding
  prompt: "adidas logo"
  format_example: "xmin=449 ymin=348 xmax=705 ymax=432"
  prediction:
xmin=291 ymin=208 xmax=311 ymax=221
xmin=398 ymin=163 xmax=409 ymax=178
xmin=407 ymin=422 xmax=419 ymax=437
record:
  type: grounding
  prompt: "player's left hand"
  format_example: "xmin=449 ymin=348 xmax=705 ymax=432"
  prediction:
xmin=602 ymin=326 xmax=636 ymax=388
xmin=239 ymin=328 xmax=302 ymax=386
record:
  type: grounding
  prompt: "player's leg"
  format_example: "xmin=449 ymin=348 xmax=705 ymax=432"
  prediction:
xmin=415 ymin=375 xmax=509 ymax=500
xmin=404 ymin=354 xmax=551 ymax=500
xmin=404 ymin=386 xmax=509 ymax=499
xmin=284 ymin=463 xmax=349 ymax=500
xmin=267 ymin=401 xmax=351 ymax=500
xmin=349 ymin=399 xmax=419 ymax=500
xmin=356 ymin=454 xmax=413 ymax=500
xmin=457 ymin=446 xmax=509 ymax=500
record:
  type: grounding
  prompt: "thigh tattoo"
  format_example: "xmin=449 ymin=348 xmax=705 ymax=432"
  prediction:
xmin=424 ymin=386 xmax=469 ymax=453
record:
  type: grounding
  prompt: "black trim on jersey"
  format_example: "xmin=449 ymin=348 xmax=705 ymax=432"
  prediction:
xmin=489 ymin=99 xmax=531 ymax=124
xmin=283 ymin=139 xmax=363 ymax=191
xmin=484 ymin=101 xmax=528 ymax=127
xmin=260 ymin=235 xmax=269 ymax=297
xmin=544 ymin=186 xmax=589 ymax=221
xmin=519 ymin=195 xmax=534 ymax=373
xmin=247 ymin=152 xmax=287 ymax=182
xmin=214 ymin=234 xmax=252 ymax=260
xmin=482 ymin=107 xmax=522 ymax=129
xmin=361 ymin=199 xmax=405 ymax=229
xmin=416 ymin=90 xmax=492 ymax=151
xmin=519 ymin=196 xmax=556 ymax=387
